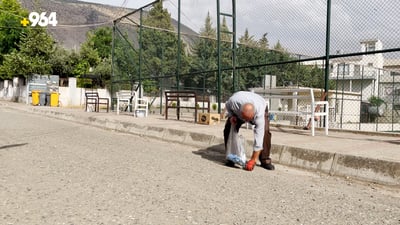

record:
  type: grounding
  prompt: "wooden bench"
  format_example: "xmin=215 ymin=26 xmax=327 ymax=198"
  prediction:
xmin=252 ymin=88 xmax=329 ymax=136
xmin=85 ymin=91 xmax=109 ymax=112
xmin=165 ymin=91 xmax=210 ymax=122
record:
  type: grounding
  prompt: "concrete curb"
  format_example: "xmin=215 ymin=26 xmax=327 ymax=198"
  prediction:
xmin=271 ymin=123 xmax=400 ymax=137
xmin=4 ymin=104 xmax=400 ymax=186
xmin=331 ymin=154 xmax=400 ymax=185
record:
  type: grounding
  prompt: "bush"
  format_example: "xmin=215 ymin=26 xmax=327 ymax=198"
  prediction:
xmin=368 ymin=95 xmax=385 ymax=107
xmin=212 ymin=103 xmax=217 ymax=111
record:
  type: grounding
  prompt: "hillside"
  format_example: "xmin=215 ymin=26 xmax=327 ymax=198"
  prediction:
xmin=19 ymin=0 xmax=198 ymax=50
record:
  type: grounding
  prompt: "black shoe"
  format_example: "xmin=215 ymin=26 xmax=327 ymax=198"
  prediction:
xmin=225 ymin=160 xmax=235 ymax=167
xmin=260 ymin=162 xmax=275 ymax=170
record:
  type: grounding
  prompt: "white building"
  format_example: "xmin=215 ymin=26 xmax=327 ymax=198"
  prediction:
xmin=305 ymin=39 xmax=400 ymax=112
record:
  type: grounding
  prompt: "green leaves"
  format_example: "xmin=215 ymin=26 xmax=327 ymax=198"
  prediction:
xmin=91 ymin=27 xmax=112 ymax=59
xmin=189 ymin=13 xmax=218 ymax=91
xmin=0 ymin=27 xmax=54 ymax=78
xmin=368 ymin=95 xmax=386 ymax=107
xmin=139 ymin=3 xmax=190 ymax=90
xmin=0 ymin=0 xmax=56 ymax=79
xmin=0 ymin=0 xmax=28 ymax=58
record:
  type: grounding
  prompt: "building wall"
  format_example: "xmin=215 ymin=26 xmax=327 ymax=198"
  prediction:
xmin=331 ymin=91 xmax=362 ymax=125
xmin=0 ymin=77 xmax=220 ymax=110
xmin=0 ymin=77 xmax=111 ymax=108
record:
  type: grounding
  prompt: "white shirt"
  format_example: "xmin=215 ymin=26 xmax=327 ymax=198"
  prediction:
xmin=225 ymin=91 xmax=266 ymax=151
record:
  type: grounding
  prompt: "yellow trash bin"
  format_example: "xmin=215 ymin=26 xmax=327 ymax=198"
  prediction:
xmin=32 ymin=90 xmax=40 ymax=106
xmin=50 ymin=92 xmax=59 ymax=107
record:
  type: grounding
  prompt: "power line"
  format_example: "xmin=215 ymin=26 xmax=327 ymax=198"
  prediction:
xmin=117 ymin=0 xmax=129 ymax=18
xmin=48 ymin=21 xmax=113 ymax=29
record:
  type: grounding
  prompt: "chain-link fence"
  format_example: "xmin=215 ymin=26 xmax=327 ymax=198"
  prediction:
xmin=112 ymin=0 xmax=400 ymax=132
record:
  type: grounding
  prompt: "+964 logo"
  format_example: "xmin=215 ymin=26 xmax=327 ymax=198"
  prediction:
xmin=21 ymin=12 xmax=58 ymax=27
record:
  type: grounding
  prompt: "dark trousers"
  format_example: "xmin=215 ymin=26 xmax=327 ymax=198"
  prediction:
xmin=223 ymin=106 xmax=272 ymax=163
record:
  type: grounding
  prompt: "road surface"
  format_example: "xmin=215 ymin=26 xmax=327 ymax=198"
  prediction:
xmin=0 ymin=108 xmax=399 ymax=224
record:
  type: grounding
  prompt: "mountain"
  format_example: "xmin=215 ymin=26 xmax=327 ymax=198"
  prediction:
xmin=19 ymin=0 xmax=199 ymax=50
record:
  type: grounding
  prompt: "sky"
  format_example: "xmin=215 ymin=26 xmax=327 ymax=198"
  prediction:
xmin=79 ymin=0 xmax=400 ymax=58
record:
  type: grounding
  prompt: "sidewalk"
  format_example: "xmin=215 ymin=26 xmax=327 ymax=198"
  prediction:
xmin=1 ymin=101 xmax=399 ymax=186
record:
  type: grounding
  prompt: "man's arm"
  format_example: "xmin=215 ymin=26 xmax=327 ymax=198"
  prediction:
xmin=245 ymin=115 xmax=265 ymax=171
xmin=245 ymin=150 xmax=262 ymax=171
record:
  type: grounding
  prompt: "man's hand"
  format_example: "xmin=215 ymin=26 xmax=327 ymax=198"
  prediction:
xmin=230 ymin=116 xmax=237 ymax=125
xmin=245 ymin=159 xmax=256 ymax=171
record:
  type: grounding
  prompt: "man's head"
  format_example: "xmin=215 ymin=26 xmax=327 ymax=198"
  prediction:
xmin=241 ymin=103 xmax=255 ymax=122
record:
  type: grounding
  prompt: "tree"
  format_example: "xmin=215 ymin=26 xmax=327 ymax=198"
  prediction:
xmin=140 ymin=1 xmax=190 ymax=93
xmin=0 ymin=27 xmax=55 ymax=78
xmin=112 ymin=31 xmax=137 ymax=84
xmin=67 ymin=30 xmax=102 ymax=79
xmin=0 ymin=0 xmax=28 ymax=62
xmin=80 ymin=37 xmax=100 ymax=70
xmin=88 ymin=26 xmax=112 ymax=59
xmin=258 ymin=33 xmax=269 ymax=49
xmin=265 ymin=41 xmax=298 ymax=86
xmin=188 ymin=12 xmax=218 ymax=93
xmin=238 ymin=29 xmax=257 ymax=47
xmin=49 ymin=46 xmax=76 ymax=78
xmin=199 ymin=12 xmax=216 ymax=37
xmin=236 ymin=29 xmax=267 ymax=90
xmin=93 ymin=57 xmax=112 ymax=88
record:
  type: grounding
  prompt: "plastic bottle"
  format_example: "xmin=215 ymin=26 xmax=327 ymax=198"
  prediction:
xmin=227 ymin=153 xmax=246 ymax=166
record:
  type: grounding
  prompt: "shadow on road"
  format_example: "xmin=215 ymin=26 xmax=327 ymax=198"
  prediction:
xmin=192 ymin=143 xmax=227 ymax=165
xmin=0 ymin=143 xmax=28 ymax=150
xmin=193 ymin=144 xmax=247 ymax=170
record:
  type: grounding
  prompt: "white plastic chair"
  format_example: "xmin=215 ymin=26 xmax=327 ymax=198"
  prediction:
xmin=116 ymin=90 xmax=135 ymax=115
xmin=134 ymin=97 xmax=148 ymax=117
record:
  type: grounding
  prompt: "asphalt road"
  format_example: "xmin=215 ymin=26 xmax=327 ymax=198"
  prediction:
xmin=1 ymin=107 xmax=399 ymax=225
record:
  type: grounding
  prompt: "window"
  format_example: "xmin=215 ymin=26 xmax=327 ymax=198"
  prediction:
xmin=338 ymin=64 xmax=350 ymax=75
xmin=354 ymin=65 xmax=360 ymax=76
xmin=365 ymin=42 xmax=375 ymax=52
xmin=394 ymin=88 xmax=400 ymax=110
xmin=390 ymin=71 xmax=400 ymax=76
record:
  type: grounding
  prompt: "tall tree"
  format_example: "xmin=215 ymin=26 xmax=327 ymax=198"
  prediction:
xmin=112 ymin=30 xmax=138 ymax=86
xmin=140 ymin=1 xmax=189 ymax=93
xmin=0 ymin=0 xmax=28 ymax=62
xmin=237 ymin=29 xmax=267 ymax=90
xmin=189 ymin=12 xmax=217 ymax=93
xmin=80 ymin=33 xmax=100 ymax=69
xmin=238 ymin=29 xmax=256 ymax=47
xmin=199 ymin=11 xmax=215 ymax=37
xmin=89 ymin=26 xmax=112 ymax=59
xmin=266 ymin=40 xmax=295 ymax=86
xmin=258 ymin=33 xmax=269 ymax=49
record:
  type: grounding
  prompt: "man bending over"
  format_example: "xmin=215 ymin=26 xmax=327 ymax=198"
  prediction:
xmin=224 ymin=91 xmax=275 ymax=171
